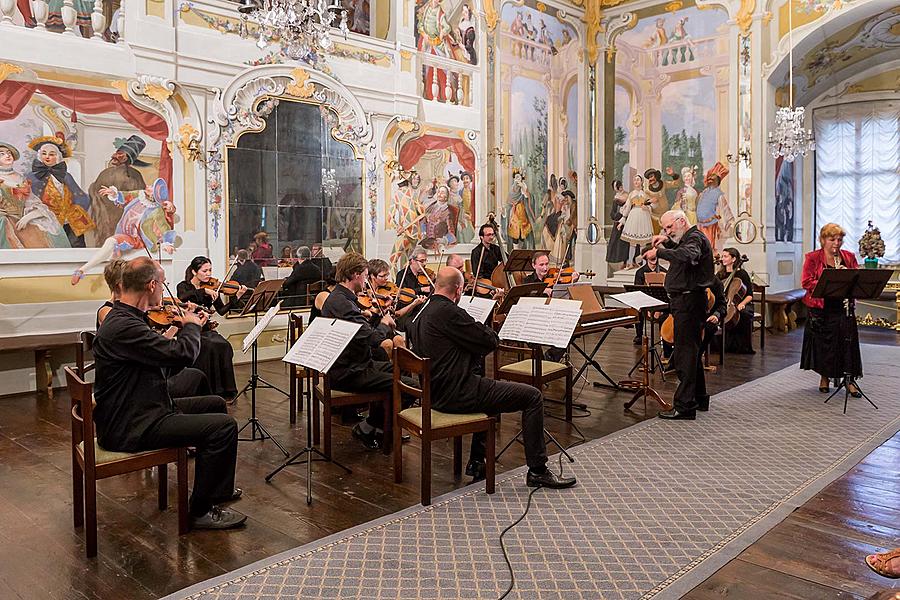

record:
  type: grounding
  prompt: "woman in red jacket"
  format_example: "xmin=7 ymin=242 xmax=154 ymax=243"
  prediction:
xmin=800 ymin=223 xmax=861 ymax=396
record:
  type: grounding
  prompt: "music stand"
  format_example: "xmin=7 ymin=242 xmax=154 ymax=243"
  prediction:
xmin=623 ymin=284 xmax=670 ymax=379
xmin=494 ymin=282 xmax=548 ymax=319
xmin=618 ymin=285 xmax=671 ymax=413
xmin=813 ymin=268 xmax=891 ymax=414
xmin=236 ymin=279 xmax=289 ymax=455
xmin=504 ymin=249 xmax=545 ymax=274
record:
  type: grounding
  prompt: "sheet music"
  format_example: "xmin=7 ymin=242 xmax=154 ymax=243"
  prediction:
xmin=610 ymin=291 xmax=667 ymax=310
xmin=458 ymin=295 xmax=496 ymax=324
xmin=499 ymin=302 xmax=582 ymax=348
xmin=282 ymin=318 xmax=362 ymax=373
xmin=241 ymin=301 xmax=282 ymax=353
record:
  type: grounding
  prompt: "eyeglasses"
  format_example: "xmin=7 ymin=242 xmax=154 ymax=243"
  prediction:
xmin=415 ymin=258 xmax=428 ymax=264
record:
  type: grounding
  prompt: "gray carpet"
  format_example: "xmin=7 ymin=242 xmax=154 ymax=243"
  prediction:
xmin=166 ymin=344 xmax=900 ymax=600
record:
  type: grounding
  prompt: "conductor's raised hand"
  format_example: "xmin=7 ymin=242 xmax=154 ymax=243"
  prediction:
xmin=650 ymin=234 xmax=668 ymax=247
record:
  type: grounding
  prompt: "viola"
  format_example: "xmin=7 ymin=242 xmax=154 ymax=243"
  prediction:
xmin=146 ymin=298 xmax=213 ymax=329
xmin=199 ymin=277 xmax=241 ymax=296
xmin=463 ymin=271 xmax=503 ymax=297
xmin=417 ymin=267 xmax=436 ymax=288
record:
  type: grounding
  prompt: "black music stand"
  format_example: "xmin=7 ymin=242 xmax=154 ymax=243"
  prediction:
xmin=617 ymin=286 xmax=671 ymax=413
xmin=623 ymin=284 xmax=670 ymax=379
xmin=236 ymin=279 xmax=289 ymax=456
xmin=813 ymin=268 xmax=891 ymax=414
xmin=505 ymin=249 xmax=545 ymax=275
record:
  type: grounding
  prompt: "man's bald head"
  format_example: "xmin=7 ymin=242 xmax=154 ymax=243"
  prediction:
xmin=446 ymin=254 xmax=465 ymax=271
xmin=434 ymin=266 xmax=464 ymax=301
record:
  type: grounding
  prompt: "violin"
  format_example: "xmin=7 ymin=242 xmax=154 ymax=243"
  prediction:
xmin=199 ymin=277 xmax=242 ymax=296
xmin=146 ymin=298 xmax=214 ymax=329
xmin=542 ymin=268 xmax=596 ymax=286
xmin=417 ymin=267 xmax=436 ymax=288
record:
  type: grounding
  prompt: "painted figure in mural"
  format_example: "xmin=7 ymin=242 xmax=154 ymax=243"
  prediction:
xmin=696 ymin=162 xmax=734 ymax=256
xmin=538 ymin=20 xmax=557 ymax=57
xmin=647 ymin=18 xmax=669 ymax=67
xmin=87 ymin=135 xmax=151 ymax=247
xmin=606 ymin=179 xmax=633 ymax=266
xmin=47 ymin=0 xmax=94 ymax=36
xmin=644 ymin=168 xmax=670 ymax=234
xmin=510 ymin=12 xmax=525 ymax=37
xmin=460 ymin=171 xmax=475 ymax=230
xmin=0 ymin=142 xmax=70 ymax=249
xmin=669 ymin=17 xmax=696 ymax=63
xmin=417 ymin=0 xmax=466 ymax=100
xmin=347 ymin=0 xmax=369 ymax=35
xmin=456 ymin=4 xmax=477 ymax=65
xmin=554 ymin=190 xmax=577 ymax=262
xmin=389 ymin=175 xmax=426 ymax=264
xmin=447 ymin=174 xmax=474 ymax=242
xmin=26 ymin=133 xmax=94 ymax=248
xmin=71 ymin=178 xmax=176 ymax=285
xmin=670 ymin=165 xmax=699 ymax=225
xmin=423 ymin=184 xmax=457 ymax=245
xmin=506 ymin=169 xmax=534 ymax=249
xmin=619 ymin=173 xmax=654 ymax=268
xmin=775 ymin=160 xmax=794 ymax=242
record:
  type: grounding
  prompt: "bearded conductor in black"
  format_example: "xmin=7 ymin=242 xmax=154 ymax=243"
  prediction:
xmin=643 ymin=209 xmax=715 ymax=420
xmin=406 ymin=266 xmax=576 ymax=488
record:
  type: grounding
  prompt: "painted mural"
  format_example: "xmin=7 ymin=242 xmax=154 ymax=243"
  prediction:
xmin=496 ymin=0 xmax=580 ymax=261
xmin=612 ymin=2 xmax=733 ymax=258
xmin=341 ymin=0 xmax=371 ymax=35
xmin=774 ymin=157 xmax=795 ymax=242
xmin=387 ymin=131 xmax=477 ymax=261
xmin=0 ymin=82 xmax=171 ymax=265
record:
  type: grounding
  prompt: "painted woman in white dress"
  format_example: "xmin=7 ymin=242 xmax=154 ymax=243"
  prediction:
xmin=618 ymin=174 xmax=654 ymax=268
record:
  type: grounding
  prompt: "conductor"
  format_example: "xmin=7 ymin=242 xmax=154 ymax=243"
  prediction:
xmin=643 ymin=209 xmax=715 ymax=420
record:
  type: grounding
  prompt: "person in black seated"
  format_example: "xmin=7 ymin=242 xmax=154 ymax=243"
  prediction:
xmin=321 ymin=252 xmax=415 ymax=450
xmin=309 ymin=243 xmax=335 ymax=281
xmin=699 ymin=276 xmax=728 ymax=359
xmin=716 ymin=247 xmax=755 ymax=354
xmin=98 ymin=258 xmax=210 ymax=398
xmin=406 ymin=267 xmax=576 ymax=489
xmin=393 ymin=246 xmax=432 ymax=330
xmin=282 ymin=246 xmax=321 ymax=308
xmin=177 ymin=256 xmax=248 ymax=403
xmin=633 ymin=245 xmax=671 ymax=358
xmin=231 ymin=249 xmax=263 ymax=289
xmin=521 ymin=251 xmax=578 ymax=363
xmin=470 ymin=223 xmax=503 ymax=280
xmin=644 ymin=209 xmax=715 ymax=420
xmin=93 ymin=257 xmax=245 ymax=529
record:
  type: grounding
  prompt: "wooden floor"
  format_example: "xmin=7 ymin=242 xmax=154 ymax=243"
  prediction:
xmin=0 ymin=326 xmax=898 ymax=599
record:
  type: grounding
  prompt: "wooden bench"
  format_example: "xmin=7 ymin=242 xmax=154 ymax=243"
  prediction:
xmin=763 ymin=289 xmax=806 ymax=333
xmin=0 ymin=332 xmax=82 ymax=397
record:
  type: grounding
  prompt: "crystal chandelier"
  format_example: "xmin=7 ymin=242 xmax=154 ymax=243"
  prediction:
xmin=767 ymin=0 xmax=815 ymax=162
xmin=321 ymin=167 xmax=338 ymax=198
xmin=238 ymin=0 xmax=349 ymax=61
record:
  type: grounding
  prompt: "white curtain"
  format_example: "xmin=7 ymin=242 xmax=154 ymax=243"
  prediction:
xmin=813 ymin=100 xmax=900 ymax=262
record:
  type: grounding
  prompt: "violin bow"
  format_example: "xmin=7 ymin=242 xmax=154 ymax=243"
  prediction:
xmin=215 ymin=254 xmax=240 ymax=296
xmin=393 ymin=245 xmax=416 ymax=306
xmin=469 ymin=242 xmax=487 ymax=300
xmin=143 ymin=242 xmax=185 ymax=318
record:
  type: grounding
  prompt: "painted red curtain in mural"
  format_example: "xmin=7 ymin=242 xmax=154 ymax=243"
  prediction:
xmin=399 ymin=134 xmax=476 ymax=220
xmin=0 ymin=81 xmax=172 ymax=191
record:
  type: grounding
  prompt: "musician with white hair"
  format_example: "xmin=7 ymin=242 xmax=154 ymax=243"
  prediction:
xmin=644 ymin=209 xmax=715 ymax=420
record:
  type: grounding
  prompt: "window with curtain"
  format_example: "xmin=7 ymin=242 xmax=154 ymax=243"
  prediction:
xmin=813 ymin=100 xmax=900 ymax=262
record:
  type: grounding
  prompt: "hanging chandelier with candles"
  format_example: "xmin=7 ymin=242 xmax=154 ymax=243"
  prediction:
xmin=237 ymin=0 xmax=349 ymax=61
xmin=767 ymin=0 xmax=815 ymax=162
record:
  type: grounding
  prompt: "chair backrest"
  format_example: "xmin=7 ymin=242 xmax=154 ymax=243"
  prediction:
xmin=289 ymin=313 xmax=303 ymax=346
xmin=64 ymin=366 xmax=96 ymax=469
xmin=392 ymin=347 xmax=431 ymax=428
xmin=75 ymin=331 xmax=96 ymax=378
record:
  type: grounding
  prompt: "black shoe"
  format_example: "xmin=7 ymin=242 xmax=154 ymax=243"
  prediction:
xmin=632 ymin=336 xmax=642 ymax=346
xmin=465 ymin=459 xmax=486 ymax=482
xmin=526 ymin=469 xmax=576 ymax=489
xmin=658 ymin=408 xmax=696 ymax=420
xmin=352 ymin=423 xmax=382 ymax=451
xmin=340 ymin=407 xmax=365 ymax=424
xmin=190 ymin=506 xmax=247 ymax=530
xmin=211 ymin=488 xmax=242 ymax=504
xmin=696 ymin=396 xmax=709 ymax=412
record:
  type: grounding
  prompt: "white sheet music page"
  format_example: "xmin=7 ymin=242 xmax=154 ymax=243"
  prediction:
xmin=610 ymin=291 xmax=666 ymax=310
xmin=458 ymin=295 xmax=496 ymax=324
xmin=242 ymin=301 xmax=282 ymax=353
xmin=282 ymin=318 xmax=362 ymax=373
xmin=499 ymin=300 xmax=582 ymax=348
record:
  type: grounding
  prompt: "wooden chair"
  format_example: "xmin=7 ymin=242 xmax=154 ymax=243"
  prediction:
xmin=392 ymin=347 xmax=495 ymax=506
xmin=287 ymin=314 xmax=308 ymax=426
xmin=64 ymin=367 xmax=189 ymax=558
xmin=311 ymin=369 xmax=392 ymax=457
xmin=74 ymin=331 xmax=96 ymax=378
xmin=492 ymin=342 xmax=573 ymax=420
xmin=752 ymin=283 xmax=766 ymax=351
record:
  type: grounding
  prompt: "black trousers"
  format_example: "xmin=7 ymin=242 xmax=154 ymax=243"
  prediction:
xmin=441 ymin=378 xmax=547 ymax=472
xmin=331 ymin=361 xmax=416 ymax=431
xmin=141 ymin=395 xmax=236 ymax=517
xmin=670 ymin=290 xmax=708 ymax=412
xmin=166 ymin=367 xmax=211 ymax=399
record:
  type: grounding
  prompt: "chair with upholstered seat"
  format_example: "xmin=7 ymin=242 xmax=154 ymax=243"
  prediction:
xmin=64 ymin=367 xmax=189 ymax=558
xmin=311 ymin=369 xmax=392 ymax=457
xmin=492 ymin=342 xmax=573 ymax=420
xmin=392 ymin=347 xmax=495 ymax=506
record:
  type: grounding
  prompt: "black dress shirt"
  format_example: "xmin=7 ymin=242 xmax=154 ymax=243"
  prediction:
xmin=282 ymin=260 xmax=322 ymax=306
xmin=395 ymin=266 xmax=430 ymax=296
xmin=634 ymin=263 xmax=667 ymax=286
xmin=656 ymin=226 xmax=714 ymax=294
xmin=232 ymin=260 xmax=263 ymax=288
xmin=177 ymin=281 xmax=229 ymax=316
xmin=406 ymin=294 xmax=500 ymax=411
xmin=92 ymin=302 xmax=201 ymax=451
xmin=470 ymin=243 xmax=503 ymax=279
xmin=320 ymin=284 xmax=381 ymax=382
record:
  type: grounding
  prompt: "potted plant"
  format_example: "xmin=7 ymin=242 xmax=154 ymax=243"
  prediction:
xmin=858 ymin=221 xmax=885 ymax=269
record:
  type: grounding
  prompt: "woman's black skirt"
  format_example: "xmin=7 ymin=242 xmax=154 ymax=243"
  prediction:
xmin=800 ymin=302 xmax=862 ymax=378
xmin=195 ymin=330 xmax=238 ymax=399
xmin=724 ymin=307 xmax=755 ymax=354
xmin=606 ymin=224 xmax=634 ymax=264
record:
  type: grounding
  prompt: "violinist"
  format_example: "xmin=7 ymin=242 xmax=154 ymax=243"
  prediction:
xmin=522 ymin=251 xmax=580 ymax=295
xmin=97 ymin=258 xmax=211 ymax=398
xmin=282 ymin=246 xmax=321 ymax=308
xmin=393 ymin=246 xmax=432 ymax=330
xmin=366 ymin=258 xmax=406 ymax=358
xmin=177 ymin=256 xmax=249 ymax=403
xmin=470 ymin=223 xmax=503 ymax=279
xmin=800 ymin=223 xmax=862 ymax=397
xmin=716 ymin=248 xmax=755 ymax=354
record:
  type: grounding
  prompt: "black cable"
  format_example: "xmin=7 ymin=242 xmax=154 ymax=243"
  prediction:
xmin=497 ymin=484 xmax=542 ymax=600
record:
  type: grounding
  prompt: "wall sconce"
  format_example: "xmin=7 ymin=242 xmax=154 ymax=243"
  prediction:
xmin=589 ymin=164 xmax=605 ymax=181
xmin=488 ymin=147 xmax=513 ymax=166
xmin=726 ymin=147 xmax=752 ymax=168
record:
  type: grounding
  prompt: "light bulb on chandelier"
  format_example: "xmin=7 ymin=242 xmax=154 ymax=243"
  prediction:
xmin=767 ymin=0 xmax=815 ymax=162
xmin=237 ymin=0 xmax=349 ymax=61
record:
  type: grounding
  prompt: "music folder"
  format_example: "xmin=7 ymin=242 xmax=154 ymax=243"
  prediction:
xmin=283 ymin=318 xmax=362 ymax=374
xmin=811 ymin=268 xmax=892 ymax=301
